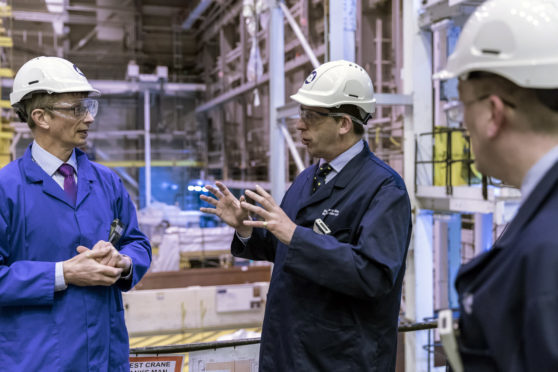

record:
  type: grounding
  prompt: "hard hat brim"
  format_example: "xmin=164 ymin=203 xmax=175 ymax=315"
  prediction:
xmin=290 ymin=92 xmax=376 ymax=113
xmin=290 ymin=92 xmax=336 ymax=108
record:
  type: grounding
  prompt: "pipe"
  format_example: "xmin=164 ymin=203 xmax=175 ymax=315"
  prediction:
xmin=129 ymin=320 xmax=438 ymax=355
xmin=279 ymin=121 xmax=304 ymax=173
xmin=182 ymin=0 xmax=212 ymax=30
xmin=278 ymin=1 xmax=319 ymax=68
xmin=269 ymin=2 xmax=286 ymax=200
xmin=144 ymin=90 xmax=152 ymax=207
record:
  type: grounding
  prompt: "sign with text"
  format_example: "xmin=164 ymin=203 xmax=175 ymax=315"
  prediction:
xmin=189 ymin=344 xmax=259 ymax=372
xmin=130 ymin=355 xmax=184 ymax=372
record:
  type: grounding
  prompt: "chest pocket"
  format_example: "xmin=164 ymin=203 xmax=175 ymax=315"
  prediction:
xmin=75 ymin=186 xmax=117 ymax=248
xmin=312 ymin=207 xmax=358 ymax=244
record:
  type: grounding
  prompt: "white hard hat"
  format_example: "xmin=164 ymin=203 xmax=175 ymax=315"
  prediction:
xmin=291 ymin=60 xmax=376 ymax=115
xmin=10 ymin=56 xmax=100 ymax=106
xmin=433 ymin=0 xmax=558 ymax=88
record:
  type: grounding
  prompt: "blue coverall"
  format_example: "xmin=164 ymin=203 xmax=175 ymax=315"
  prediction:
xmin=0 ymin=145 xmax=152 ymax=371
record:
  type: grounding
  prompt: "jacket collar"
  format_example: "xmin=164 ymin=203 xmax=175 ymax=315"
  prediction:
xmin=297 ymin=142 xmax=372 ymax=211
xmin=457 ymin=160 xmax=558 ymax=279
xmin=22 ymin=144 xmax=95 ymax=208
xmin=497 ymin=159 xmax=558 ymax=247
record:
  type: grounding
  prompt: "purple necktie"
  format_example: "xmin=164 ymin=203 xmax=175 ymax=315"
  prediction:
xmin=58 ymin=163 xmax=77 ymax=205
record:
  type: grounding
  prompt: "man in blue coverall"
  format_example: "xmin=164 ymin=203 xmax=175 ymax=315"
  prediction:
xmin=0 ymin=56 xmax=151 ymax=370
xmin=201 ymin=60 xmax=412 ymax=371
xmin=434 ymin=0 xmax=558 ymax=370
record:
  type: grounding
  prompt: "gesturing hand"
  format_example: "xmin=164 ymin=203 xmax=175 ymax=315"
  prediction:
xmin=200 ymin=181 xmax=252 ymax=237
xmin=241 ymin=185 xmax=297 ymax=245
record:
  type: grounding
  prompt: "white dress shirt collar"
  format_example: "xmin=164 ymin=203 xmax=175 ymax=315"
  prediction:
xmin=31 ymin=140 xmax=78 ymax=176
xmin=320 ymin=139 xmax=365 ymax=174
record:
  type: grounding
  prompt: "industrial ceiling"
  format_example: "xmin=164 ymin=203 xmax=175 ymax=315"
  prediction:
xmin=9 ymin=0 xmax=223 ymax=81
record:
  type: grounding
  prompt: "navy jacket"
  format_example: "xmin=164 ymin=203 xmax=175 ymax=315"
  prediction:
xmin=455 ymin=160 xmax=558 ymax=371
xmin=232 ymin=144 xmax=412 ymax=371
xmin=0 ymin=145 xmax=152 ymax=371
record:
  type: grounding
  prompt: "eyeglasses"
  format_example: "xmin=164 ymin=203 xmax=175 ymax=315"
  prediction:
xmin=299 ymin=107 xmax=349 ymax=125
xmin=45 ymin=98 xmax=99 ymax=120
xmin=446 ymin=95 xmax=516 ymax=123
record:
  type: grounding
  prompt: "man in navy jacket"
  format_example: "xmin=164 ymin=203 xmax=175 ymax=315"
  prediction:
xmin=202 ymin=60 xmax=412 ymax=371
xmin=434 ymin=0 xmax=558 ymax=370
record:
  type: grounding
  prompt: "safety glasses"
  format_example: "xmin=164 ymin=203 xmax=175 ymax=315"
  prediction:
xmin=298 ymin=107 xmax=348 ymax=125
xmin=446 ymin=95 xmax=516 ymax=123
xmin=45 ymin=98 xmax=99 ymax=120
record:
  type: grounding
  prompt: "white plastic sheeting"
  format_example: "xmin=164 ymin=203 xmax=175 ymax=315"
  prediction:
xmin=151 ymin=226 xmax=235 ymax=272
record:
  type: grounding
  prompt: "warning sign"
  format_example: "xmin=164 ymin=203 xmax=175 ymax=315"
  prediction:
xmin=129 ymin=355 xmax=184 ymax=372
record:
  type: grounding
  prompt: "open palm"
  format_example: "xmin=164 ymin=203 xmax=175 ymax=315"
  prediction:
xmin=200 ymin=181 xmax=251 ymax=235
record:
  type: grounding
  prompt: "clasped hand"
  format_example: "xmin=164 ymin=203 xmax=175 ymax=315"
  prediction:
xmin=64 ymin=240 xmax=131 ymax=287
xmin=201 ymin=182 xmax=296 ymax=245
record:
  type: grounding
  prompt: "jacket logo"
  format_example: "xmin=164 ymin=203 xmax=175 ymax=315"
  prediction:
xmin=322 ymin=208 xmax=339 ymax=217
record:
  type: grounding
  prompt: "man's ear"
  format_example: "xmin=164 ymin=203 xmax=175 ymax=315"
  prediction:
xmin=31 ymin=108 xmax=50 ymax=130
xmin=486 ymin=95 xmax=506 ymax=139
xmin=338 ymin=115 xmax=352 ymax=135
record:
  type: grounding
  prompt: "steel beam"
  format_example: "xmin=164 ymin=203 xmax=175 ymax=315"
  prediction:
xmin=144 ymin=90 xmax=151 ymax=207
xmin=195 ymin=44 xmax=325 ymax=113
xmin=403 ymin=0 xmax=434 ymax=370
xmin=182 ymin=0 xmax=212 ymax=30
xmin=474 ymin=213 xmax=493 ymax=255
xmin=67 ymin=4 xmax=180 ymax=16
xmin=447 ymin=213 xmax=462 ymax=309
xmin=198 ymin=1 xmax=241 ymax=43
xmin=12 ymin=10 xmax=66 ymax=23
xmin=279 ymin=122 xmax=304 ymax=173
xmin=269 ymin=3 xmax=286 ymax=200
xmin=418 ymin=1 xmax=476 ymax=30
xmin=278 ymin=1 xmax=319 ymax=68
xmin=411 ymin=209 xmax=435 ymax=371
xmin=375 ymin=93 xmax=413 ymax=106
xmin=329 ymin=0 xmax=356 ymax=61
xmin=1 ymin=78 xmax=205 ymax=96
xmin=72 ymin=0 xmax=133 ymax=51
xmin=97 ymin=160 xmax=203 ymax=168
